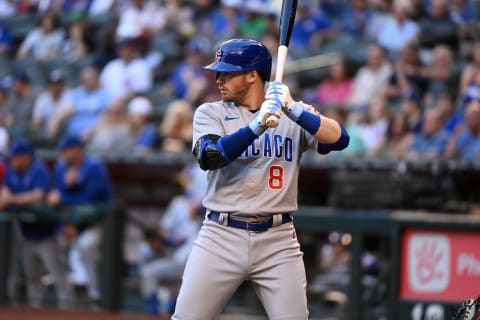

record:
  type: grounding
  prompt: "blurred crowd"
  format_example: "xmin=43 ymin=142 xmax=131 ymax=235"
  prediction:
xmin=0 ymin=0 xmax=478 ymax=162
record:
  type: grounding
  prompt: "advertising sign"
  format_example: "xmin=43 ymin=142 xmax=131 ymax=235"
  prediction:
xmin=401 ymin=229 xmax=480 ymax=301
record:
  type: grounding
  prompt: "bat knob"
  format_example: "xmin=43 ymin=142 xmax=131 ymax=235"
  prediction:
xmin=266 ymin=114 xmax=280 ymax=128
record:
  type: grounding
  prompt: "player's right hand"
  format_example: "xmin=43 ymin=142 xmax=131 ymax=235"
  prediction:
xmin=265 ymin=81 xmax=295 ymax=111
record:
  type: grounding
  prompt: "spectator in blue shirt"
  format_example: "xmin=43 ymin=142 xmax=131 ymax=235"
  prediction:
xmin=48 ymin=135 xmax=113 ymax=305
xmin=0 ymin=140 xmax=74 ymax=309
xmin=340 ymin=0 xmax=374 ymax=38
xmin=47 ymin=65 xmax=112 ymax=140
xmin=290 ymin=3 xmax=335 ymax=56
xmin=0 ymin=21 xmax=11 ymax=56
xmin=407 ymin=108 xmax=449 ymax=160
xmin=445 ymin=100 xmax=480 ymax=162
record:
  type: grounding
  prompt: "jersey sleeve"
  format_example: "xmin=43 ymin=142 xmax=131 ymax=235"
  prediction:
xmin=192 ymin=103 xmax=225 ymax=150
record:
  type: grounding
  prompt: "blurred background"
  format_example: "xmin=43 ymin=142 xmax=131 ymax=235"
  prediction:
xmin=0 ymin=0 xmax=480 ymax=319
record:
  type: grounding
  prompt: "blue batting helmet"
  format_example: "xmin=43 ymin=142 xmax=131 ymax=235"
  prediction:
xmin=204 ymin=39 xmax=272 ymax=82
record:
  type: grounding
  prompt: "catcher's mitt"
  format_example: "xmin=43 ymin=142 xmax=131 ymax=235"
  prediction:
xmin=453 ymin=297 xmax=480 ymax=320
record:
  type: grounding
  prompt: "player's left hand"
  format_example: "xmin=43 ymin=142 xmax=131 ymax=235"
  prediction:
xmin=265 ymin=81 xmax=295 ymax=111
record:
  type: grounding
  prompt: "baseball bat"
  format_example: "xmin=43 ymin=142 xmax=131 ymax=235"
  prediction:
xmin=265 ymin=0 xmax=298 ymax=128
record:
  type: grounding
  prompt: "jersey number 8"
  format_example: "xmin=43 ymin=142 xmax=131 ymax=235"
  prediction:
xmin=269 ymin=165 xmax=284 ymax=190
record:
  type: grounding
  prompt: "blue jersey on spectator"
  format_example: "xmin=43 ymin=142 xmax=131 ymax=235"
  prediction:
xmin=0 ymin=22 xmax=11 ymax=50
xmin=54 ymin=156 xmax=113 ymax=205
xmin=66 ymin=87 xmax=112 ymax=136
xmin=409 ymin=130 xmax=450 ymax=156
xmin=4 ymin=160 xmax=58 ymax=241
xmin=340 ymin=6 xmax=374 ymax=37
xmin=455 ymin=129 xmax=480 ymax=161
xmin=291 ymin=12 xmax=332 ymax=48
xmin=136 ymin=124 xmax=157 ymax=148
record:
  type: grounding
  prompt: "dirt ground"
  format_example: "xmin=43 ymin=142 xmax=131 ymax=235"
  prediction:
xmin=0 ymin=307 xmax=157 ymax=320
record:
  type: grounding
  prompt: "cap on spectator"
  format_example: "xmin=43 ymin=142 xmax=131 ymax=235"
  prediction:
xmin=128 ymin=97 xmax=153 ymax=116
xmin=9 ymin=139 xmax=34 ymax=157
xmin=58 ymin=135 xmax=84 ymax=150
xmin=12 ymin=70 xmax=29 ymax=84
xmin=48 ymin=69 xmax=65 ymax=83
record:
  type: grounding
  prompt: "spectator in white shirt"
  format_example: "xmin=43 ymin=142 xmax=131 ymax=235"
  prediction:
xmin=31 ymin=69 xmax=72 ymax=141
xmin=16 ymin=12 xmax=65 ymax=61
xmin=375 ymin=0 xmax=419 ymax=54
xmin=99 ymin=37 xmax=153 ymax=101
xmin=348 ymin=43 xmax=393 ymax=111
xmin=117 ymin=0 xmax=166 ymax=38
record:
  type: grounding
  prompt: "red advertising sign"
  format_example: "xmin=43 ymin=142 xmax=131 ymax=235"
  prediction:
xmin=401 ymin=229 xmax=480 ymax=301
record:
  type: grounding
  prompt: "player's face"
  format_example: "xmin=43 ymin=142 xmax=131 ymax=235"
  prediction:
xmin=216 ymin=71 xmax=251 ymax=102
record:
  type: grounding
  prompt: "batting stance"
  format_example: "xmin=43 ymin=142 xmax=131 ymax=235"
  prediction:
xmin=173 ymin=39 xmax=349 ymax=320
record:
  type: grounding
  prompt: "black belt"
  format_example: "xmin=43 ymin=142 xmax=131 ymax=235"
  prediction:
xmin=208 ymin=211 xmax=292 ymax=232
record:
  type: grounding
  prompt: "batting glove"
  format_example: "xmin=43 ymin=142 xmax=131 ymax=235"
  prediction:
xmin=249 ymin=98 xmax=282 ymax=135
xmin=265 ymin=81 xmax=303 ymax=122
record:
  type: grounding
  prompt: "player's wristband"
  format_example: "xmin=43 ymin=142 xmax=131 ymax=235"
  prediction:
xmin=285 ymin=101 xmax=304 ymax=122
xmin=248 ymin=117 xmax=267 ymax=136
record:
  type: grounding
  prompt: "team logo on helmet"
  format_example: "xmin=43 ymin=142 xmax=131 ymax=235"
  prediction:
xmin=215 ymin=49 xmax=223 ymax=62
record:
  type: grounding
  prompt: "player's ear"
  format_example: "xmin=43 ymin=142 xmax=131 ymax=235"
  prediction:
xmin=246 ymin=70 xmax=258 ymax=84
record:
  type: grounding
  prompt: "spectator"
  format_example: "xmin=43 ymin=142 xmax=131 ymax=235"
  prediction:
xmin=159 ymin=99 xmax=193 ymax=154
xmin=406 ymin=108 xmax=449 ymax=160
xmin=348 ymin=43 xmax=393 ymax=111
xmin=48 ymin=65 xmax=112 ymax=139
xmin=210 ymin=0 xmax=242 ymax=41
xmin=459 ymin=42 xmax=480 ymax=96
xmin=127 ymin=96 xmax=157 ymax=154
xmin=62 ymin=14 xmax=94 ymax=63
xmin=315 ymin=59 xmax=353 ymax=110
xmin=238 ymin=1 xmax=268 ymax=40
xmin=0 ymin=127 xmax=7 ymax=153
xmin=0 ymin=0 xmax=15 ymax=18
xmin=117 ymin=0 xmax=166 ymax=39
xmin=385 ymin=44 xmax=428 ymax=105
xmin=289 ymin=3 xmax=335 ymax=57
xmin=340 ymin=0 xmax=375 ymax=38
xmin=416 ymin=0 xmax=459 ymax=51
xmin=88 ymin=0 xmax=114 ymax=17
xmin=6 ymin=71 xmax=38 ymax=140
xmin=87 ymin=99 xmax=129 ymax=153
xmin=0 ymin=140 xmax=74 ymax=309
xmin=31 ymin=69 xmax=72 ymax=142
xmin=375 ymin=0 xmax=419 ymax=54
xmin=438 ymin=90 xmax=463 ymax=134
xmin=375 ymin=110 xmax=414 ymax=159
xmin=445 ymin=100 xmax=480 ymax=161
xmin=48 ymin=135 xmax=113 ymax=306
xmin=140 ymin=164 xmax=206 ymax=316
xmin=0 ymin=20 xmax=12 ymax=56
xmin=99 ymin=37 xmax=153 ymax=101
xmin=167 ymin=37 xmax=209 ymax=104
xmin=421 ymin=44 xmax=457 ymax=106
xmin=359 ymin=95 xmax=390 ymax=157
xmin=16 ymin=12 xmax=65 ymax=61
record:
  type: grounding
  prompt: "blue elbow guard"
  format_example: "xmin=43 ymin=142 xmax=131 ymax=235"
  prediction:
xmin=317 ymin=125 xmax=350 ymax=154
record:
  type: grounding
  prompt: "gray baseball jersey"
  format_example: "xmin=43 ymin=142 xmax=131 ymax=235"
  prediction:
xmin=193 ymin=100 xmax=318 ymax=217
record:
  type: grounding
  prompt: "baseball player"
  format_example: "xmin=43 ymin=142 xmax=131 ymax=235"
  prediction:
xmin=48 ymin=135 xmax=113 ymax=306
xmin=0 ymin=140 xmax=74 ymax=308
xmin=172 ymin=39 xmax=350 ymax=319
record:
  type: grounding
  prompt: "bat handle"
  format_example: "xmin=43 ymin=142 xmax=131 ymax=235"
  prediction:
xmin=266 ymin=45 xmax=289 ymax=128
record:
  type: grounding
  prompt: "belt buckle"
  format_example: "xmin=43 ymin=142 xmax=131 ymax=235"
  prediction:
xmin=246 ymin=218 xmax=268 ymax=232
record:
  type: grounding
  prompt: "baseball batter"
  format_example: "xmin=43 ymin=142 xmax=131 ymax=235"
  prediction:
xmin=172 ymin=39 xmax=350 ymax=320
